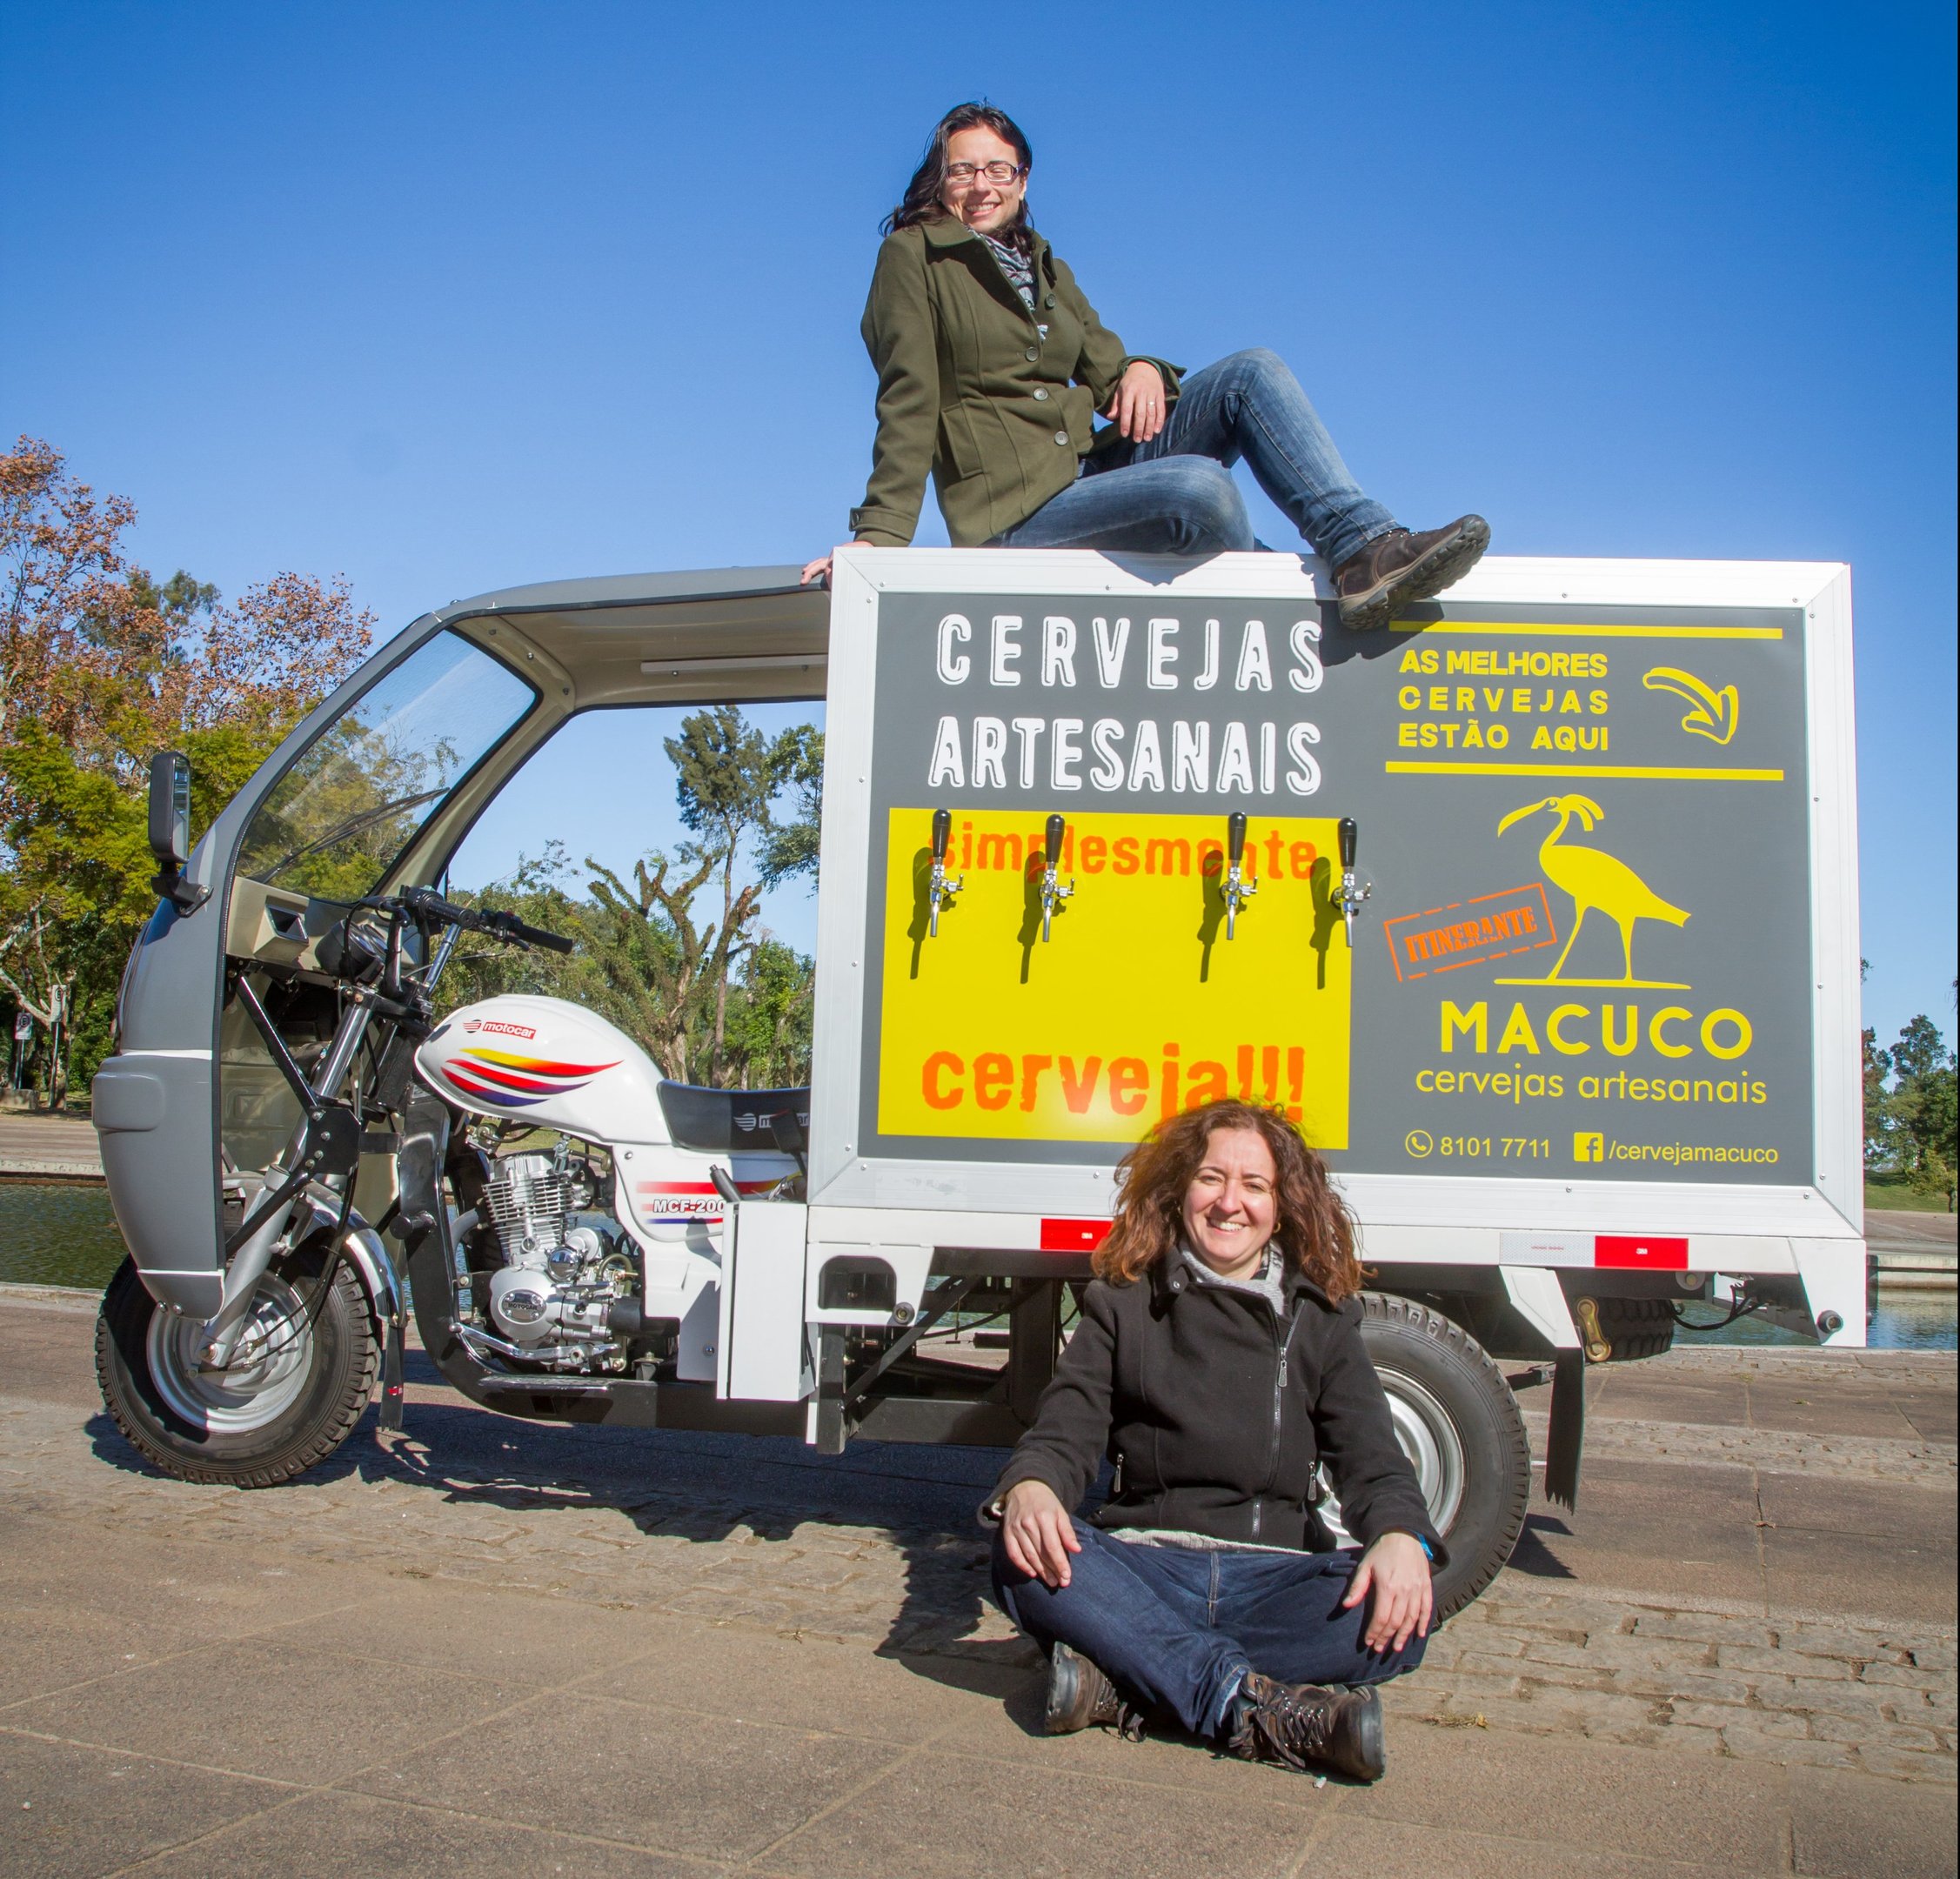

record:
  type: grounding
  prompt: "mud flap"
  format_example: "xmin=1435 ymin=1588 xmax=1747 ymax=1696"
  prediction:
xmin=378 ymin=1316 xmax=405 ymax=1432
xmin=378 ymin=1083 xmax=457 ymax=1438
xmin=1543 ymin=1348 xmax=1585 ymax=1511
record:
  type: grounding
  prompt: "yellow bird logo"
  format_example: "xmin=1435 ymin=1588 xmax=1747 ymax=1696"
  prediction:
xmin=1495 ymin=794 xmax=1690 ymax=988
xmin=1643 ymin=665 xmax=1739 ymax=745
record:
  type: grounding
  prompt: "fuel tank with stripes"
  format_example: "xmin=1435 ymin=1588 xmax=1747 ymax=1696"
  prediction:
xmin=416 ymin=995 xmax=669 ymax=1147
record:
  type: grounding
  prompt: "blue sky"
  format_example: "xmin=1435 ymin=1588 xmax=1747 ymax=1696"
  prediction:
xmin=3 ymin=1 xmax=1953 ymax=1041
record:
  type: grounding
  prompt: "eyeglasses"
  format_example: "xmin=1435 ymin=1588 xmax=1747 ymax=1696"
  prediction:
xmin=945 ymin=161 xmax=1025 ymax=187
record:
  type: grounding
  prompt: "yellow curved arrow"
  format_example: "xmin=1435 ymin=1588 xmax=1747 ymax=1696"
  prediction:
xmin=1642 ymin=665 xmax=1739 ymax=745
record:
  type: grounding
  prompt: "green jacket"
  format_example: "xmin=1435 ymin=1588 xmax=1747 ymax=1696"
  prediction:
xmin=848 ymin=217 xmax=1183 ymax=549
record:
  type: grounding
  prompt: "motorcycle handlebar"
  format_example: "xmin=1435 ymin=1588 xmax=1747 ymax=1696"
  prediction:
xmin=483 ymin=908 xmax=577 ymax=955
xmin=389 ymin=886 xmax=576 ymax=954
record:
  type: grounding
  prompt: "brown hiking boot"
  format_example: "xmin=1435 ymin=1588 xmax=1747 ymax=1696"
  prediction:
xmin=1224 ymin=1673 xmax=1385 ymax=1781
xmin=1334 ymin=515 xmax=1490 ymax=632
xmin=1044 ymin=1641 xmax=1146 ymax=1739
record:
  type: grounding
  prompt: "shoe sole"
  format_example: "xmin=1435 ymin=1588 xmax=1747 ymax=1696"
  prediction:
xmin=1044 ymin=1643 xmax=1083 ymax=1734
xmin=1344 ymin=1686 xmax=1386 ymax=1782
xmin=1338 ymin=516 xmax=1491 ymax=633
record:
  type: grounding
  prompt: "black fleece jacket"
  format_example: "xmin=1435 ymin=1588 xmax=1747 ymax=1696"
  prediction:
xmin=986 ymin=1259 xmax=1447 ymax=1561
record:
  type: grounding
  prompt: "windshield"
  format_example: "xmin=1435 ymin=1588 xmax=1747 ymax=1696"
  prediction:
xmin=236 ymin=630 xmax=536 ymax=899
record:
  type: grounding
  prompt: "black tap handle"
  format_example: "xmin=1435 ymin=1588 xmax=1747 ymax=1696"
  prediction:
xmin=932 ymin=807 xmax=951 ymax=864
xmin=1339 ymin=817 xmax=1357 ymax=870
xmin=1227 ymin=812 xmax=1247 ymax=866
xmin=1045 ymin=814 xmax=1065 ymax=867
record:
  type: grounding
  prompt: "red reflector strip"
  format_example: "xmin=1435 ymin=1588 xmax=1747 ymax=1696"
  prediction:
xmin=1595 ymin=1234 xmax=1689 ymax=1270
xmin=1040 ymin=1218 xmax=1110 ymax=1253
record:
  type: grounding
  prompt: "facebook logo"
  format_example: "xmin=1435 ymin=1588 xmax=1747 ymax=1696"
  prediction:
xmin=1573 ymin=1132 xmax=1606 ymax=1163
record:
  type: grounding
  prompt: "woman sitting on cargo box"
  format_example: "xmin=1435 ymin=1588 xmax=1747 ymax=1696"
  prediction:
xmin=984 ymin=1098 xmax=1441 ymax=1782
xmin=801 ymin=102 xmax=1487 ymax=631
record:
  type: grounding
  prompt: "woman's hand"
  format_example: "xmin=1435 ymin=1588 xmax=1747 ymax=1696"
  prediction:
xmin=1000 ymin=1479 xmax=1082 ymax=1588
xmin=1104 ymin=360 xmax=1167 ymax=444
xmin=800 ymin=541 xmax=874 ymax=587
xmin=1341 ymin=1531 xmax=1435 ymax=1653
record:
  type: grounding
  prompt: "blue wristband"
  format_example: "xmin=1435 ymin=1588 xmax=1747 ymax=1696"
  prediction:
xmin=1381 ymin=1529 xmax=1435 ymax=1561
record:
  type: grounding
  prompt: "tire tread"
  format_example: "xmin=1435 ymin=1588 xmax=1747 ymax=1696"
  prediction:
xmin=95 ymin=1255 xmax=379 ymax=1488
xmin=1358 ymin=1292 xmax=1532 ymax=1621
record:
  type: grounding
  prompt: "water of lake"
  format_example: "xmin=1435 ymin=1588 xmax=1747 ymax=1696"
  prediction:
xmin=2 ymin=1183 xmax=1953 ymax=1350
xmin=0 ymin=1183 xmax=134 ymax=1290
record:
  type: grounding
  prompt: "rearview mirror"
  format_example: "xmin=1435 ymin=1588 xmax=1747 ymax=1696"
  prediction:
xmin=147 ymin=752 xmax=206 ymax=910
xmin=148 ymin=752 xmax=191 ymax=871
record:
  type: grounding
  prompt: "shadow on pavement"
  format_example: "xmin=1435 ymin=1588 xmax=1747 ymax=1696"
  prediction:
xmin=1501 ymin=1514 xmax=1580 ymax=1580
xmin=84 ymin=1371 xmax=1048 ymax=1720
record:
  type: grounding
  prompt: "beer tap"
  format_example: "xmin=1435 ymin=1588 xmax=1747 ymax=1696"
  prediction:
xmin=1337 ymin=816 xmax=1371 ymax=946
xmin=1222 ymin=811 xmax=1256 ymax=939
xmin=927 ymin=807 xmax=963 ymax=937
xmin=1039 ymin=813 xmax=1074 ymax=941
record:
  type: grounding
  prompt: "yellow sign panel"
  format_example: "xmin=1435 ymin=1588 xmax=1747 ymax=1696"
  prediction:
xmin=877 ymin=809 xmax=1352 ymax=1146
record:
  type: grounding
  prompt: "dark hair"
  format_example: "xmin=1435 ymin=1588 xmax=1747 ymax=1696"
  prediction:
xmin=1094 ymin=1100 xmax=1365 ymax=1304
xmin=882 ymin=102 xmax=1034 ymax=237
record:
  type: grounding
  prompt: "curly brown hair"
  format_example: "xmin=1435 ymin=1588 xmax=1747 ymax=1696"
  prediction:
xmin=1093 ymin=1100 xmax=1364 ymax=1303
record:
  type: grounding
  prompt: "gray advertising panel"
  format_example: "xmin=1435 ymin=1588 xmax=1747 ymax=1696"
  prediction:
xmin=857 ymin=586 xmax=1812 ymax=1187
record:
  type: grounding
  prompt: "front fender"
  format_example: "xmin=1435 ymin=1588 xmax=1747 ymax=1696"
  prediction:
xmin=292 ymin=1188 xmax=403 ymax=1330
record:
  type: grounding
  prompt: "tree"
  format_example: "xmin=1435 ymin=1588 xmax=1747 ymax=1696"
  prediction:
xmin=1865 ymin=1007 xmax=1958 ymax=1212
xmin=663 ymin=706 xmax=823 ymax=1082
xmin=666 ymin=706 xmax=773 ymax=1072
xmin=759 ymin=726 xmax=825 ymax=887
xmin=0 ymin=437 xmax=373 ymax=1104
xmin=723 ymin=933 xmax=816 ymax=1089
xmin=580 ymin=848 xmax=763 ymax=1086
xmin=1863 ymin=1026 xmax=1893 ymax=1171
xmin=1887 ymin=1016 xmax=1957 ymax=1208
xmin=437 ymin=840 xmax=819 ymax=1092
xmin=1 ymin=436 xmax=133 ymax=752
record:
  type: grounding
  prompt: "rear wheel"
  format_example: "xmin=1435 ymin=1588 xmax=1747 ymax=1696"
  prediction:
xmin=1321 ymin=1294 xmax=1531 ymax=1621
xmin=96 ymin=1246 xmax=378 ymax=1487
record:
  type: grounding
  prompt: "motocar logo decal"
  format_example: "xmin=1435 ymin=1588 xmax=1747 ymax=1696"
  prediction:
xmin=439 ymin=1048 xmax=619 ymax=1109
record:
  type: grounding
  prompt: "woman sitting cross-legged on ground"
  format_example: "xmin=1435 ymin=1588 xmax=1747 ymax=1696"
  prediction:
xmin=804 ymin=101 xmax=1488 ymax=627
xmin=984 ymin=1100 xmax=1442 ymax=1782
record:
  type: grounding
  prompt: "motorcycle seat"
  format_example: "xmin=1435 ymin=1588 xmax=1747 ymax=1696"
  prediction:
xmin=656 ymin=1082 xmax=810 ymax=1156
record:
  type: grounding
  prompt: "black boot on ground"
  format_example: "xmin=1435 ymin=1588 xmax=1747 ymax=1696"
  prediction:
xmin=1334 ymin=514 xmax=1490 ymax=632
xmin=1043 ymin=1641 xmax=1145 ymax=1739
xmin=1224 ymin=1672 xmax=1386 ymax=1781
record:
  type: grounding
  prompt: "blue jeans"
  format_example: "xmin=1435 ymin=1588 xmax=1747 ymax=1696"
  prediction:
xmin=992 ymin=1520 xmax=1427 ymax=1739
xmin=989 ymin=348 xmax=1398 ymax=568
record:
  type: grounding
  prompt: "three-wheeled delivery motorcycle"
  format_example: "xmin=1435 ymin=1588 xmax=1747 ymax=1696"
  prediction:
xmin=92 ymin=550 xmax=1870 ymax=1621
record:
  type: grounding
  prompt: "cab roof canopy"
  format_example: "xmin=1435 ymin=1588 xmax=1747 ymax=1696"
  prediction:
xmin=431 ymin=565 xmax=829 ymax=709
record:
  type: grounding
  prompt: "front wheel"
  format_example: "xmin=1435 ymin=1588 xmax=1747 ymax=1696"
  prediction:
xmin=1321 ymin=1294 xmax=1531 ymax=1622
xmin=96 ymin=1246 xmax=378 ymax=1487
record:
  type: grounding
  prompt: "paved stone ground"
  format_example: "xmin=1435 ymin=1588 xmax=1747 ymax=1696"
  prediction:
xmin=0 ymin=1115 xmax=102 ymax=1179
xmin=2 ymin=1287 xmax=1954 ymax=1877
xmin=1868 ymin=1207 xmax=1957 ymax=1250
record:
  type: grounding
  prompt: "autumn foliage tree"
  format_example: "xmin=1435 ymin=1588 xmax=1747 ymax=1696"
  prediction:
xmin=0 ymin=437 xmax=374 ymax=1103
xmin=2 ymin=437 xmax=821 ymax=1108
